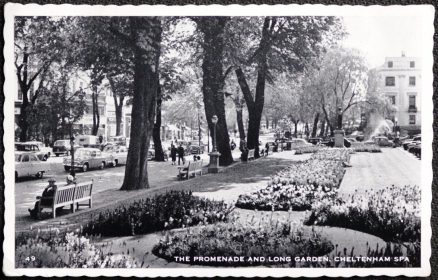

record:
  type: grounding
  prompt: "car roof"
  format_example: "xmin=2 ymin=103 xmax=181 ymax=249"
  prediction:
xmin=76 ymin=147 xmax=100 ymax=151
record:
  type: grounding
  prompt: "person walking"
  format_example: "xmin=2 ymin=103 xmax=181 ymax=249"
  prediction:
xmin=170 ymin=144 xmax=177 ymax=165
xmin=177 ymin=144 xmax=185 ymax=165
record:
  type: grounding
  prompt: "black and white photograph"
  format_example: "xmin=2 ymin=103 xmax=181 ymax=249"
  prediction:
xmin=2 ymin=3 xmax=434 ymax=278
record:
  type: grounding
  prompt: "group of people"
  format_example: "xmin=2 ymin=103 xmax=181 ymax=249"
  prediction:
xmin=169 ymin=142 xmax=187 ymax=165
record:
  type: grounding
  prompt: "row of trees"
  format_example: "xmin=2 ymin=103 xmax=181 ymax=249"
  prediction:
xmin=17 ymin=16 xmax=385 ymax=190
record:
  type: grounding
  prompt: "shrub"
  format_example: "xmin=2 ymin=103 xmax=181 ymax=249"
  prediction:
xmin=82 ymin=191 xmax=234 ymax=237
xmin=152 ymin=219 xmax=334 ymax=267
xmin=304 ymin=185 xmax=421 ymax=243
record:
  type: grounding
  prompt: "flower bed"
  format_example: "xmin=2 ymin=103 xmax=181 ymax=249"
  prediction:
xmin=152 ymin=221 xmax=334 ymax=267
xmin=236 ymin=148 xmax=348 ymax=211
xmin=293 ymin=145 xmax=321 ymax=154
xmin=304 ymin=185 xmax=421 ymax=243
xmin=16 ymin=231 xmax=137 ymax=268
xmin=82 ymin=191 xmax=234 ymax=237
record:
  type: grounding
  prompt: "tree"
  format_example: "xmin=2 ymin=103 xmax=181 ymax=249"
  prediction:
xmin=14 ymin=17 xmax=70 ymax=141
xmin=308 ymin=48 xmax=369 ymax=135
xmin=107 ymin=17 xmax=163 ymax=190
xmin=230 ymin=16 xmax=343 ymax=157
xmin=193 ymin=17 xmax=234 ymax=166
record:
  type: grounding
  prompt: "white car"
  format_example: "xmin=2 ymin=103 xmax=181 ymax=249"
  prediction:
xmin=15 ymin=141 xmax=52 ymax=161
xmin=15 ymin=152 xmax=50 ymax=179
xmin=103 ymin=145 xmax=128 ymax=166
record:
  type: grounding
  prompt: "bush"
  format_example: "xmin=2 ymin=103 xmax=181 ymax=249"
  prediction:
xmin=304 ymin=185 xmax=421 ymax=243
xmin=16 ymin=231 xmax=137 ymax=268
xmin=83 ymin=191 xmax=234 ymax=237
xmin=152 ymin=220 xmax=334 ymax=267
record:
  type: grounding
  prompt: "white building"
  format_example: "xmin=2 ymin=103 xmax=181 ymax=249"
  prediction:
xmin=376 ymin=53 xmax=421 ymax=133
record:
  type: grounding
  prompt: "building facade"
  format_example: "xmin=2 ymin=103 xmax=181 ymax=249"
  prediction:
xmin=376 ymin=54 xmax=421 ymax=133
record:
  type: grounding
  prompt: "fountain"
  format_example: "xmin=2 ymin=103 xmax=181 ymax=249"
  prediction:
xmin=366 ymin=113 xmax=394 ymax=140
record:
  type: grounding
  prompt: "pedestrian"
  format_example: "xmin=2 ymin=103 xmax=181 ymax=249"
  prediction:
xmin=230 ymin=139 xmax=236 ymax=150
xmin=170 ymin=144 xmax=177 ymax=165
xmin=265 ymin=142 xmax=270 ymax=156
xmin=177 ymin=144 xmax=185 ymax=165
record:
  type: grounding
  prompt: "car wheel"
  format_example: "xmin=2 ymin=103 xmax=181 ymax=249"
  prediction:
xmin=113 ymin=160 xmax=118 ymax=167
xmin=55 ymin=153 xmax=59 ymax=157
xmin=64 ymin=166 xmax=71 ymax=172
xmin=82 ymin=164 xmax=88 ymax=172
xmin=43 ymin=155 xmax=48 ymax=161
xmin=100 ymin=162 xmax=105 ymax=170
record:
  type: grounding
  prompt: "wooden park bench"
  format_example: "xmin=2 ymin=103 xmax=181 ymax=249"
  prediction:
xmin=178 ymin=160 xmax=203 ymax=180
xmin=247 ymin=149 xmax=255 ymax=161
xmin=39 ymin=180 xmax=93 ymax=218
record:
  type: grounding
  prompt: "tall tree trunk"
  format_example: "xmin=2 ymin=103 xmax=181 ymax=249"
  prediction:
xmin=305 ymin=122 xmax=309 ymax=138
xmin=234 ymin=18 xmax=274 ymax=158
xmin=294 ymin=121 xmax=298 ymax=138
xmin=319 ymin=119 xmax=325 ymax=138
xmin=153 ymin=85 xmax=165 ymax=161
xmin=108 ymin=77 xmax=125 ymax=136
xmin=91 ymin=86 xmax=100 ymax=136
xmin=196 ymin=17 xmax=233 ymax=166
xmin=311 ymin=113 xmax=319 ymax=138
xmin=236 ymin=107 xmax=245 ymax=140
xmin=121 ymin=17 xmax=162 ymax=190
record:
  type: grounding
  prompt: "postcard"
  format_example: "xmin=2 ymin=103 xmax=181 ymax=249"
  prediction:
xmin=3 ymin=3 xmax=434 ymax=277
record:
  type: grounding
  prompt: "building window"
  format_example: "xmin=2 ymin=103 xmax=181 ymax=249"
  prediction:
xmin=388 ymin=96 xmax=396 ymax=105
xmin=409 ymin=76 xmax=416 ymax=86
xmin=409 ymin=95 xmax=416 ymax=106
xmin=385 ymin=76 xmax=395 ymax=86
xmin=387 ymin=61 xmax=393 ymax=68
xmin=409 ymin=115 xmax=416 ymax=125
xmin=410 ymin=61 xmax=415 ymax=68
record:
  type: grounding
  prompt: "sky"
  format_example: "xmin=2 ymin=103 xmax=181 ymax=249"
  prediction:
xmin=342 ymin=16 xmax=424 ymax=68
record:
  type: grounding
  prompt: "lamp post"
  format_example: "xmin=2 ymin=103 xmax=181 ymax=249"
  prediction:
xmin=334 ymin=106 xmax=345 ymax=148
xmin=208 ymin=115 xmax=220 ymax=174
xmin=212 ymin=115 xmax=218 ymax=152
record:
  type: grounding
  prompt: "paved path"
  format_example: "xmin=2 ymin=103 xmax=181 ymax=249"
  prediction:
xmin=339 ymin=148 xmax=421 ymax=194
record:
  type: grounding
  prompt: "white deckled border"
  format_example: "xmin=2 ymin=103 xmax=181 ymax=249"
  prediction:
xmin=3 ymin=3 xmax=434 ymax=278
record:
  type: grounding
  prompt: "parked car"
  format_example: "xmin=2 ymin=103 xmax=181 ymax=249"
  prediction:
xmin=403 ymin=135 xmax=421 ymax=150
xmin=345 ymin=138 xmax=357 ymax=143
xmin=15 ymin=142 xmax=51 ymax=161
xmin=15 ymin=152 xmax=49 ymax=179
xmin=408 ymin=142 xmax=421 ymax=158
xmin=63 ymin=148 xmax=112 ymax=172
xmin=283 ymin=138 xmax=313 ymax=150
xmin=103 ymin=145 xmax=128 ymax=166
xmin=365 ymin=136 xmax=394 ymax=147
xmin=187 ymin=143 xmax=205 ymax=154
xmin=308 ymin=137 xmax=323 ymax=145
xmin=53 ymin=139 xmax=82 ymax=157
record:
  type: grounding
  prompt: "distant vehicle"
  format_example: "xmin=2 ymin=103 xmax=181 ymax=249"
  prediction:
xmin=63 ymin=148 xmax=112 ymax=172
xmin=76 ymin=135 xmax=101 ymax=149
xmin=308 ymin=138 xmax=323 ymax=145
xmin=283 ymin=138 xmax=312 ymax=150
xmin=403 ymin=135 xmax=421 ymax=150
xmin=103 ymin=145 xmax=128 ymax=166
xmin=408 ymin=141 xmax=421 ymax=158
xmin=15 ymin=142 xmax=51 ymax=161
xmin=345 ymin=138 xmax=357 ymax=143
xmin=187 ymin=143 xmax=205 ymax=155
xmin=365 ymin=136 xmax=394 ymax=147
xmin=53 ymin=139 xmax=81 ymax=157
xmin=109 ymin=136 xmax=128 ymax=146
xmin=15 ymin=152 xmax=49 ymax=179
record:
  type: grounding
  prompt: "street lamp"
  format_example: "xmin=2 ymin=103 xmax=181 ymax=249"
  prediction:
xmin=208 ymin=115 xmax=220 ymax=174
xmin=212 ymin=115 xmax=218 ymax=152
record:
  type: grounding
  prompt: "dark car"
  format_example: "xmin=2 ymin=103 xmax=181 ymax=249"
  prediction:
xmin=308 ymin=138 xmax=323 ymax=145
xmin=188 ymin=144 xmax=205 ymax=155
xmin=53 ymin=139 xmax=81 ymax=157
